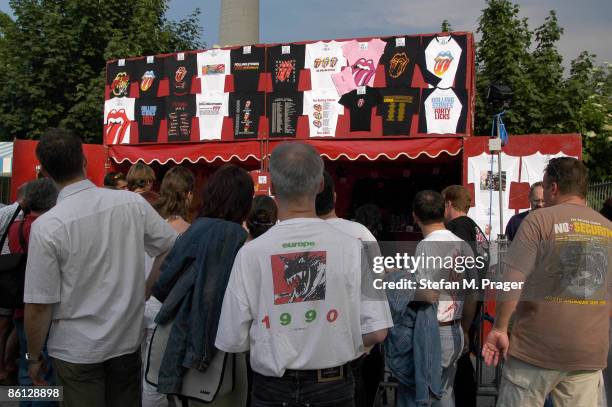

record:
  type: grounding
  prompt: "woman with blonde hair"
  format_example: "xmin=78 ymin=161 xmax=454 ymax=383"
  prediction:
xmin=127 ymin=162 xmax=159 ymax=205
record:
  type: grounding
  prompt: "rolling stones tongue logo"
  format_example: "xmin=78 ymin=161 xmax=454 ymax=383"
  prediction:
xmin=433 ymin=51 xmax=454 ymax=76
xmin=140 ymin=70 xmax=155 ymax=92
xmin=313 ymin=57 xmax=338 ymax=69
xmin=111 ymin=72 xmax=130 ymax=97
xmin=105 ymin=109 xmax=130 ymax=145
xmin=351 ymin=58 xmax=375 ymax=86
xmin=357 ymin=98 xmax=365 ymax=108
xmin=276 ymin=60 xmax=295 ymax=82
xmin=389 ymin=52 xmax=409 ymax=79
xmin=175 ymin=66 xmax=187 ymax=89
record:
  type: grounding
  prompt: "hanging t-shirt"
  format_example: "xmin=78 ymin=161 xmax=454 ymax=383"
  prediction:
xmin=133 ymin=56 xmax=164 ymax=99
xmin=196 ymin=48 xmax=231 ymax=92
xmin=166 ymin=96 xmax=196 ymax=142
xmin=467 ymin=152 xmax=520 ymax=212
xmin=231 ymin=45 xmax=265 ymax=92
xmin=268 ymin=92 xmax=303 ymax=138
xmin=339 ymin=87 xmax=382 ymax=132
xmin=332 ymin=67 xmax=357 ymax=96
xmin=135 ymin=98 xmax=164 ymax=143
xmin=106 ymin=60 xmax=133 ymax=98
xmin=267 ymin=44 xmax=306 ymax=92
xmin=420 ymin=35 xmax=467 ymax=89
xmin=196 ymin=92 xmax=229 ymax=141
xmin=379 ymin=36 xmax=419 ymax=88
xmin=165 ymin=52 xmax=197 ymax=96
xmin=304 ymin=41 xmax=347 ymax=90
xmin=303 ymin=89 xmax=344 ymax=138
xmin=520 ymin=152 xmax=575 ymax=185
xmin=229 ymin=92 xmax=264 ymax=139
xmin=215 ymin=218 xmax=393 ymax=377
xmin=419 ymin=87 xmax=467 ymax=134
xmin=104 ymin=97 xmax=135 ymax=145
xmin=338 ymin=38 xmax=386 ymax=87
xmin=378 ymin=87 xmax=420 ymax=136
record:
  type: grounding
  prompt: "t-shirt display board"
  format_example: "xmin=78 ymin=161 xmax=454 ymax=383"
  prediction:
xmin=104 ymin=32 xmax=474 ymax=145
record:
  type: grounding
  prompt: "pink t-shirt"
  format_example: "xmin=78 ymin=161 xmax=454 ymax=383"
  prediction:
xmin=331 ymin=67 xmax=357 ymax=96
xmin=341 ymin=39 xmax=386 ymax=87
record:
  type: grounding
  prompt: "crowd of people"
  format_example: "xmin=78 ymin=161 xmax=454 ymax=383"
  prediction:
xmin=0 ymin=128 xmax=610 ymax=407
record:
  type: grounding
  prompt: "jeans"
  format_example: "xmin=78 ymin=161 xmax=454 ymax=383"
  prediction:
xmin=14 ymin=319 xmax=57 ymax=407
xmin=251 ymin=369 xmax=355 ymax=407
xmin=433 ymin=324 xmax=463 ymax=407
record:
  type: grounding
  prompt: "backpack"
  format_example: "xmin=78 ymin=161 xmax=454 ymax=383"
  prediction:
xmin=0 ymin=206 xmax=27 ymax=308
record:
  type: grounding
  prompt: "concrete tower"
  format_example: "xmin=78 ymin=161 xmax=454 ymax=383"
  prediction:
xmin=218 ymin=0 xmax=260 ymax=46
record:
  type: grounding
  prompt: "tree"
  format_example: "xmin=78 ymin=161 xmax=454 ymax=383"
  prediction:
xmin=441 ymin=19 xmax=452 ymax=33
xmin=0 ymin=0 xmax=204 ymax=143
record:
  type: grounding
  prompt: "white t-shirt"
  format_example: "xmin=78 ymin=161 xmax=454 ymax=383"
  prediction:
xmin=467 ymin=206 xmax=516 ymax=242
xmin=196 ymin=92 xmax=229 ymax=140
xmin=303 ymin=89 xmax=344 ymax=137
xmin=197 ymin=49 xmax=231 ymax=92
xmin=305 ymin=41 xmax=347 ymax=90
xmin=415 ymin=229 xmax=472 ymax=322
xmin=215 ymin=218 xmax=393 ymax=377
xmin=424 ymin=36 xmax=462 ymax=89
xmin=519 ymin=152 xmax=574 ymax=185
xmin=423 ymin=88 xmax=463 ymax=134
xmin=104 ymin=97 xmax=135 ymax=144
xmin=326 ymin=218 xmax=376 ymax=242
xmin=467 ymin=152 xmax=520 ymax=212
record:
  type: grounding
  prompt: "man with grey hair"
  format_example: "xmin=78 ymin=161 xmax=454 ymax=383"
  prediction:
xmin=216 ymin=142 xmax=392 ymax=407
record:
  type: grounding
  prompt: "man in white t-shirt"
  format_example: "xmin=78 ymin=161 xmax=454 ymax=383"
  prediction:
xmin=411 ymin=190 xmax=475 ymax=407
xmin=216 ymin=142 xmax=392 ymax=407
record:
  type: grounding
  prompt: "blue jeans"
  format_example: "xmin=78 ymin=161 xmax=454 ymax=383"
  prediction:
xmin=14 ymin=319 xmax=57 ymax=407
xmin=251 ymin=369 xmax=355 ymax=407
xmin=432 ymin=323 xmax=463 ymax=407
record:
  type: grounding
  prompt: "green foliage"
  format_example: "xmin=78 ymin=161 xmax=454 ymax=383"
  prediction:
xmin=0 ymin=0 xmax=204 ymax=143
xmin=475 ymin=0 xmax=611 ymax=181
xmin=441 ymin=20 xmax=452 ymax=33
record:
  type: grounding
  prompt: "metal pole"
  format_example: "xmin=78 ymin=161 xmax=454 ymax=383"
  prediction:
xmin=496 ymin=115 xmax=504 ymax=235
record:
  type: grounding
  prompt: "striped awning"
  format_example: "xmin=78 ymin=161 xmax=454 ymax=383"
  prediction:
xmin=0 ymin=142 xmax=13 ymax=175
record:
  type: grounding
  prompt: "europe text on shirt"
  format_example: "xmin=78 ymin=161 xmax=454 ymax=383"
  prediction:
xmin=419 ymin=87 xmax=467 ymax=134
xmin=378 ymin=87 xmax=420 ymax=136
xmin=133 ymin=56 xmax=164 ymax=99
xmin=339 ymin=87 xmax=383 ymax=132
xmin=196 ymin=92 xmax=229 ymax=141
xmin=229 ymin=92 xmax=264 ymax=139
xmin=135 ymin=98 xmax=165 ymax=143
xmin=268 ymin=92 xmax=303 ymax=138
xmin=104 ymin=97 xmax=135 ymax=144
xmin=166 ymin=95 xmax=196 ymax=142
xmin=196 ymin=48 xmax=231 ymax=92
xmin=267 ymin=44 xmax=306 ymax=92
xmin=304 ymin=41 xmax=347 ymax=90
xmin=231 ymin=46 xmax=265 ymax=92
xmin=106 ymin=59 xmax=133 ymax=98
xmin=339 ymin=38 xmax=386 ymax=88
xmin=303 ymin=89 xmax=344 ymax=138
xmin=165 ymin=52 xmax=197 ymax=96
xmin=380 ymin=36 xmax=420 ymax=88
xmin=420 ymin=35 xmax=467 ymax=89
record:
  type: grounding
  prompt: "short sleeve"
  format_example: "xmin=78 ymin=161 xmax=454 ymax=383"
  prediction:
xmin=339 ymin=92 xmax=350 ymax=107
xmin=302 ymin=92 xmax=311 ymax=115
xmin=142 ymin=200 xmax=176 ymax=257
xmin=359 ymin=245 xmax=393 ymax=334
xmin=215 ymin=249 xmax=253 ymax=353
xmin=504 ymin=213 xmax=541 ymax=277
xmin=24 ymin=222 xmax=61 ymax=304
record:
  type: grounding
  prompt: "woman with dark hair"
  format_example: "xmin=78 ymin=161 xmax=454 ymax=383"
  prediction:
xmin=103 ymin=171 xmax=127 ymax=190
xmin=246 ymin=195 xmax=277 ymax=241
xmin=148 ymin=164 xmax=254 ymax=406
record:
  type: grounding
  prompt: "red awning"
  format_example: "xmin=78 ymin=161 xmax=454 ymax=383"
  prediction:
xmin=109 ymin=141 xmax=263 ymax=165
xmin=269 ymin=138 xmax=463 ymax=161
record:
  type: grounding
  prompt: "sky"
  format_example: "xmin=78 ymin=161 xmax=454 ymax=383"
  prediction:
xmin=1 ymin=0 xmax=610 ymax=70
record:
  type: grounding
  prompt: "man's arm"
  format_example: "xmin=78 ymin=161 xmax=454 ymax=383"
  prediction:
xmin=25 ymin=303 xmax=53 ymax=385
xmin=363 ymin=329 xmax=388 ymax=347
xmin=145 ymin=250 xmax=170 ymax=300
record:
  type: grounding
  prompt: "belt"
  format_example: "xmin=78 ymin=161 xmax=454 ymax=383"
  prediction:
xmin=439 ymin=319 xmax=460 ymax=327
xmin=283 ymin=363 xmax=350 ymax=382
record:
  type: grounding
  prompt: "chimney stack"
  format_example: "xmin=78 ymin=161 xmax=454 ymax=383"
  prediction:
xmin=219 ymin=0 xmax=260 ymax=46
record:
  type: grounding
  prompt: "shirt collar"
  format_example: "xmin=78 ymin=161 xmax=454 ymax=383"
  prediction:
xmin=278 ymin=218 xmax=325 ymax=226
xmin=57 ymin=179 xmax=96 ymax=202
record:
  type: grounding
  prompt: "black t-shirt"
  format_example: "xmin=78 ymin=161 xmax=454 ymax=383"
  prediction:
xmin=378 ymin=87 xmax=420 ymax=136
xmin=166 ymin=96 xmax=196 ymax=142
xmin=133 ymin=56 xmax=165 ymax=99
xmin=267 ymin=92 xmax=303 ymax=138
xmin=338 ymin=87 xmax=382 ymax=132
xmin=231 ymin=46 xmax=265 ymax=92
xmin=446 ymin=215 xmax=490 ymax=274
xmin=106 ymin=60 xmax=133 ymax=98
xmin=380 ymin=36 xmax=420 ymax=87
xmin=267 ymin=44 xmax=305 ymax=92
xmin=135 ymin=98 xmax=165 ymax=143
xmin=165 ymin=53 xmax=197 ymax=96
xmin=229 ymin=92 xmax=264 ymax=139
